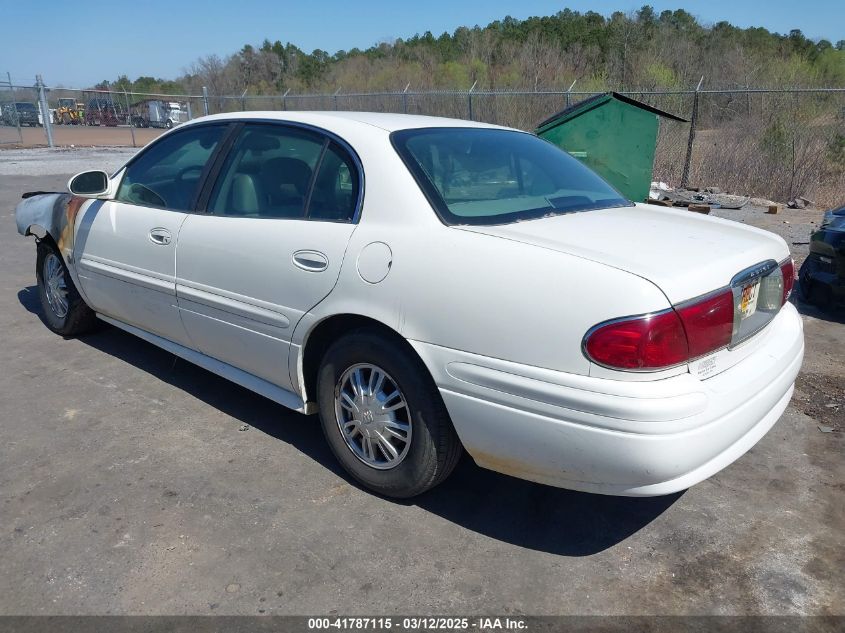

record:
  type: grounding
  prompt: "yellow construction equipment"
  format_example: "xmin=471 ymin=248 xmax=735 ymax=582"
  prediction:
xmin=53 ymin=98 xmax=84 ymax=125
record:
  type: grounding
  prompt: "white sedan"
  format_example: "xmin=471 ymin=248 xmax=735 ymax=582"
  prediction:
xmin=15 ymin=112 xmax=804 ymax=498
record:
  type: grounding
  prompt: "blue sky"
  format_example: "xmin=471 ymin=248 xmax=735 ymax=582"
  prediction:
xmin=2 ymin=0 xmax=842 ymax=88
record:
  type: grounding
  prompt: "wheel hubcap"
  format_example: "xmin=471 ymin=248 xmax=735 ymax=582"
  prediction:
xmin=43 ymin=253 xmax=69 ymax=318
xmin=334 ymin=363 xmax=411 ymax=470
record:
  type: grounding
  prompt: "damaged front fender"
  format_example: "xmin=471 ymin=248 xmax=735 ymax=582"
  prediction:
xmin=15 ymin=192 xmax=90 ymax=259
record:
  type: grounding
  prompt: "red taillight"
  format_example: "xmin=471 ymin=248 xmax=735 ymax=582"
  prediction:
xmin=676 ymin=289 xmax=734 ymax=359
xmin=584 ymin=290 xmax=734 ymax=371
xmin=780 ymin=258 xmax=795 ymax=304
xmin=584 ymin=310 xmax=689 ymax=370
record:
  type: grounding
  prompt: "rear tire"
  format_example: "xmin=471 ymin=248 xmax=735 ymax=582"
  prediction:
xmin=35 ymin=240 xmax=98 ymax=336
xmin=797 ymin=257 xmax=833 ymax=309
xmin=316 ymin=327 xmax=461 ymax=498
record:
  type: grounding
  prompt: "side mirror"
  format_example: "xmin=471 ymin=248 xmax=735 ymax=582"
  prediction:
xmin=68 ymin=170 xmax=109 ymax=196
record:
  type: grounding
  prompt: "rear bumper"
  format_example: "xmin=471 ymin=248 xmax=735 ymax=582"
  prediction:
xmin=411 ymin=303 xmax=804 ymax=496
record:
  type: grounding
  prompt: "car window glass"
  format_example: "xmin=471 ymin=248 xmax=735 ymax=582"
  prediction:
xmin=307 ymin=141 xmax=359 ymax=222
xmin=393 ymin=128 xmax=631 ymax=225
xmin=116 ymin=124 xmax=225 ymax=211
xmin=207 ymin=125 xmax=325 ymax=219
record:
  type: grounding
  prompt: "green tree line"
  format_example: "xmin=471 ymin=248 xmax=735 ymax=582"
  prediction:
xmin=96 ymin=6 xmax=844 ymax=95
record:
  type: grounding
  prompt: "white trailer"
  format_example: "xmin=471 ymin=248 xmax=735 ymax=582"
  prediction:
xmin=130 ymin=99 xmax=185 ymax=129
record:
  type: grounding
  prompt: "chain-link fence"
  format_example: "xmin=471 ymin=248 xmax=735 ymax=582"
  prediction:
xmin=4 ymin=74 xmax=844 ymax=205
xmin=0 ymin=73 xmax=33 ymax=145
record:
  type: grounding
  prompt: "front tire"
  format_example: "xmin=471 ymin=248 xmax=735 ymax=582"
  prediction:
xmin=316 ymin=328 xmax=461 ymax=498
xmin=36 ymin=240 xmax=98 ymax=336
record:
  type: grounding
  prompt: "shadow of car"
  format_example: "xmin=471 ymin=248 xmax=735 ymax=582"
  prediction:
xmin=17 ymin=284 xmax=683 ymax=556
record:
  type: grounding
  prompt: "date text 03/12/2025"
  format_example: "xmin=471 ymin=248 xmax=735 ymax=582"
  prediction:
xmin=307 ymin=616 xmax=528 ymax=630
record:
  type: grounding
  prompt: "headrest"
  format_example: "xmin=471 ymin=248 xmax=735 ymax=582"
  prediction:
xmin=241 ymin=133 xmax=281 ymax=152
xmin=262 ymin=157 xmax=312 ymax=192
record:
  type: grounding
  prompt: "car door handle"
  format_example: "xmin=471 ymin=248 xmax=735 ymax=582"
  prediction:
xmin=148 ymin=228 xmax=172 ymax=245
xmin=292 ymin=250 xmax=329 ymax=272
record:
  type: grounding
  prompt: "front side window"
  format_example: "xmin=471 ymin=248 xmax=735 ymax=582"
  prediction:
xmin=207 ymin=124 xmax=325 ymax=219
xmin=116 ymin=124 xmax=226 ymax=211
xmin=392 ymin=127 xmax=631 ymax=225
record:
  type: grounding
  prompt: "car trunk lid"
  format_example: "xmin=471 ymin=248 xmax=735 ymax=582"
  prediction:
xmin=456 ymin=203 xmax=792 ymax=377
xmin=456 ymin=203 xmax=789 ymax=305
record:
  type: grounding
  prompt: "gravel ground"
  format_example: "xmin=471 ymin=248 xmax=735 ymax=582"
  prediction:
xmin=0 ymin=148 xmax=842 ymax=617
xmin=711 ymin=204 xmax=824 ymax=271
xmin=0 ymin=147 xmax=137 ymax=176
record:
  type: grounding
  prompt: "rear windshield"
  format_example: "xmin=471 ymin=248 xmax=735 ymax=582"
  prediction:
xmin=15 ymin=103 xmax=37 ymax=111
xmin=391 ymin=127 xmax=631 ymax=225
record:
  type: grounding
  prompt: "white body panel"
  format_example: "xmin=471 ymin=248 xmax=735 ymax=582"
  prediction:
xmin=411 ymin=303 xmax=803 ymax=495
xmin=74 ymin=199 xmax=192 ymax=346
xmin=175 ymin=215 xmax=355 ymax=389
xmin=461 ymin=204 xmax=790 ymax=303
xmin=18 ymin=111 xmax=805 ymax=496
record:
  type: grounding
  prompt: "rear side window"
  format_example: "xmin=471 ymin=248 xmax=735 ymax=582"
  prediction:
xmin=207 ymin=124 xmax=325 ymax=218
xmin=116 ymin=124 xmax=226 ymax=211
xmin=308 ymin=141 xmax=360 ymax=222
xmin=207 ymin=123 xmax=361 ymax=222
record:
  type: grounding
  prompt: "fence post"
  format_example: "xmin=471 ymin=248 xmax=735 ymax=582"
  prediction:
xmin=35 ymin=75 xmax=54 ymax=148
xmin=681 ymin=76 xmax=703 ymax=189
xmin=402 ymin=83 xmax=410 ymax=114
xmin=281 ymin=88 xmax=290 ymax=111
xmin=5 ymin=72 xmax=23 ymax=145
xmin=333 ymin=87 xmax=341 ymax=111
xmin=240 ymin=88 xmax=248 ymax=111
xmin=467 ymin=81 xmax=477 ymax=121
xmin=123 ymin=89 xmax=136 ymax=148
xmin=565 ymin=79 xmax=577 ymax=108
xmin=202 ymin=86 xmax=209 ymax=116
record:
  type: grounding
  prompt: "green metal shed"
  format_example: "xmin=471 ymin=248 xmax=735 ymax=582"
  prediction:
xmin=535 ymin=92 xmax=688 ymax=204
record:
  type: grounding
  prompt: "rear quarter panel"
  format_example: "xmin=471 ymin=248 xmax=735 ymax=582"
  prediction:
xmin=293 ymin=130 xmax=673 ymax=383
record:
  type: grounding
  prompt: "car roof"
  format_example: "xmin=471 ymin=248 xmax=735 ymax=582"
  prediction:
xmin=191 ymin=110 xmax=516 ymax=133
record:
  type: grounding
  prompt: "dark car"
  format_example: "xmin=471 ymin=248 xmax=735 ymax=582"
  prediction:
xmin=798 ymin=205 xmax=845 ymax=309
xmin=2 ymin=102 xmax=41 ymax=127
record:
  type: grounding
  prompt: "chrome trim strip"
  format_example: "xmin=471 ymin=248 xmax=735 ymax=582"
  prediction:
xmin=176 ymin=279 xmax=291 ymax=329
xmin=730 ymin=259 xmax=779 ymax=288
xmin=78 ymin=256 xmax=175 ymax=294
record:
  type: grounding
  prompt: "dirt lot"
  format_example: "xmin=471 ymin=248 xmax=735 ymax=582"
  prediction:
xmin=0 ymin=148 xmax=842 ymax=616
xmin=0 ymin=124 xmax=165 ymax=148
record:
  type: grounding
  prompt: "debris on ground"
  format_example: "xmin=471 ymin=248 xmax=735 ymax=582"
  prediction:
xmin=788 ymin=196 xmax=813 ymax=209
xmin=648 ymin=182 xmax=750 ymax=209
xmin=238 ymin=424 xmax=250 ymax=432
xmin=795 ymin=372 xmax=845 ymax=431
